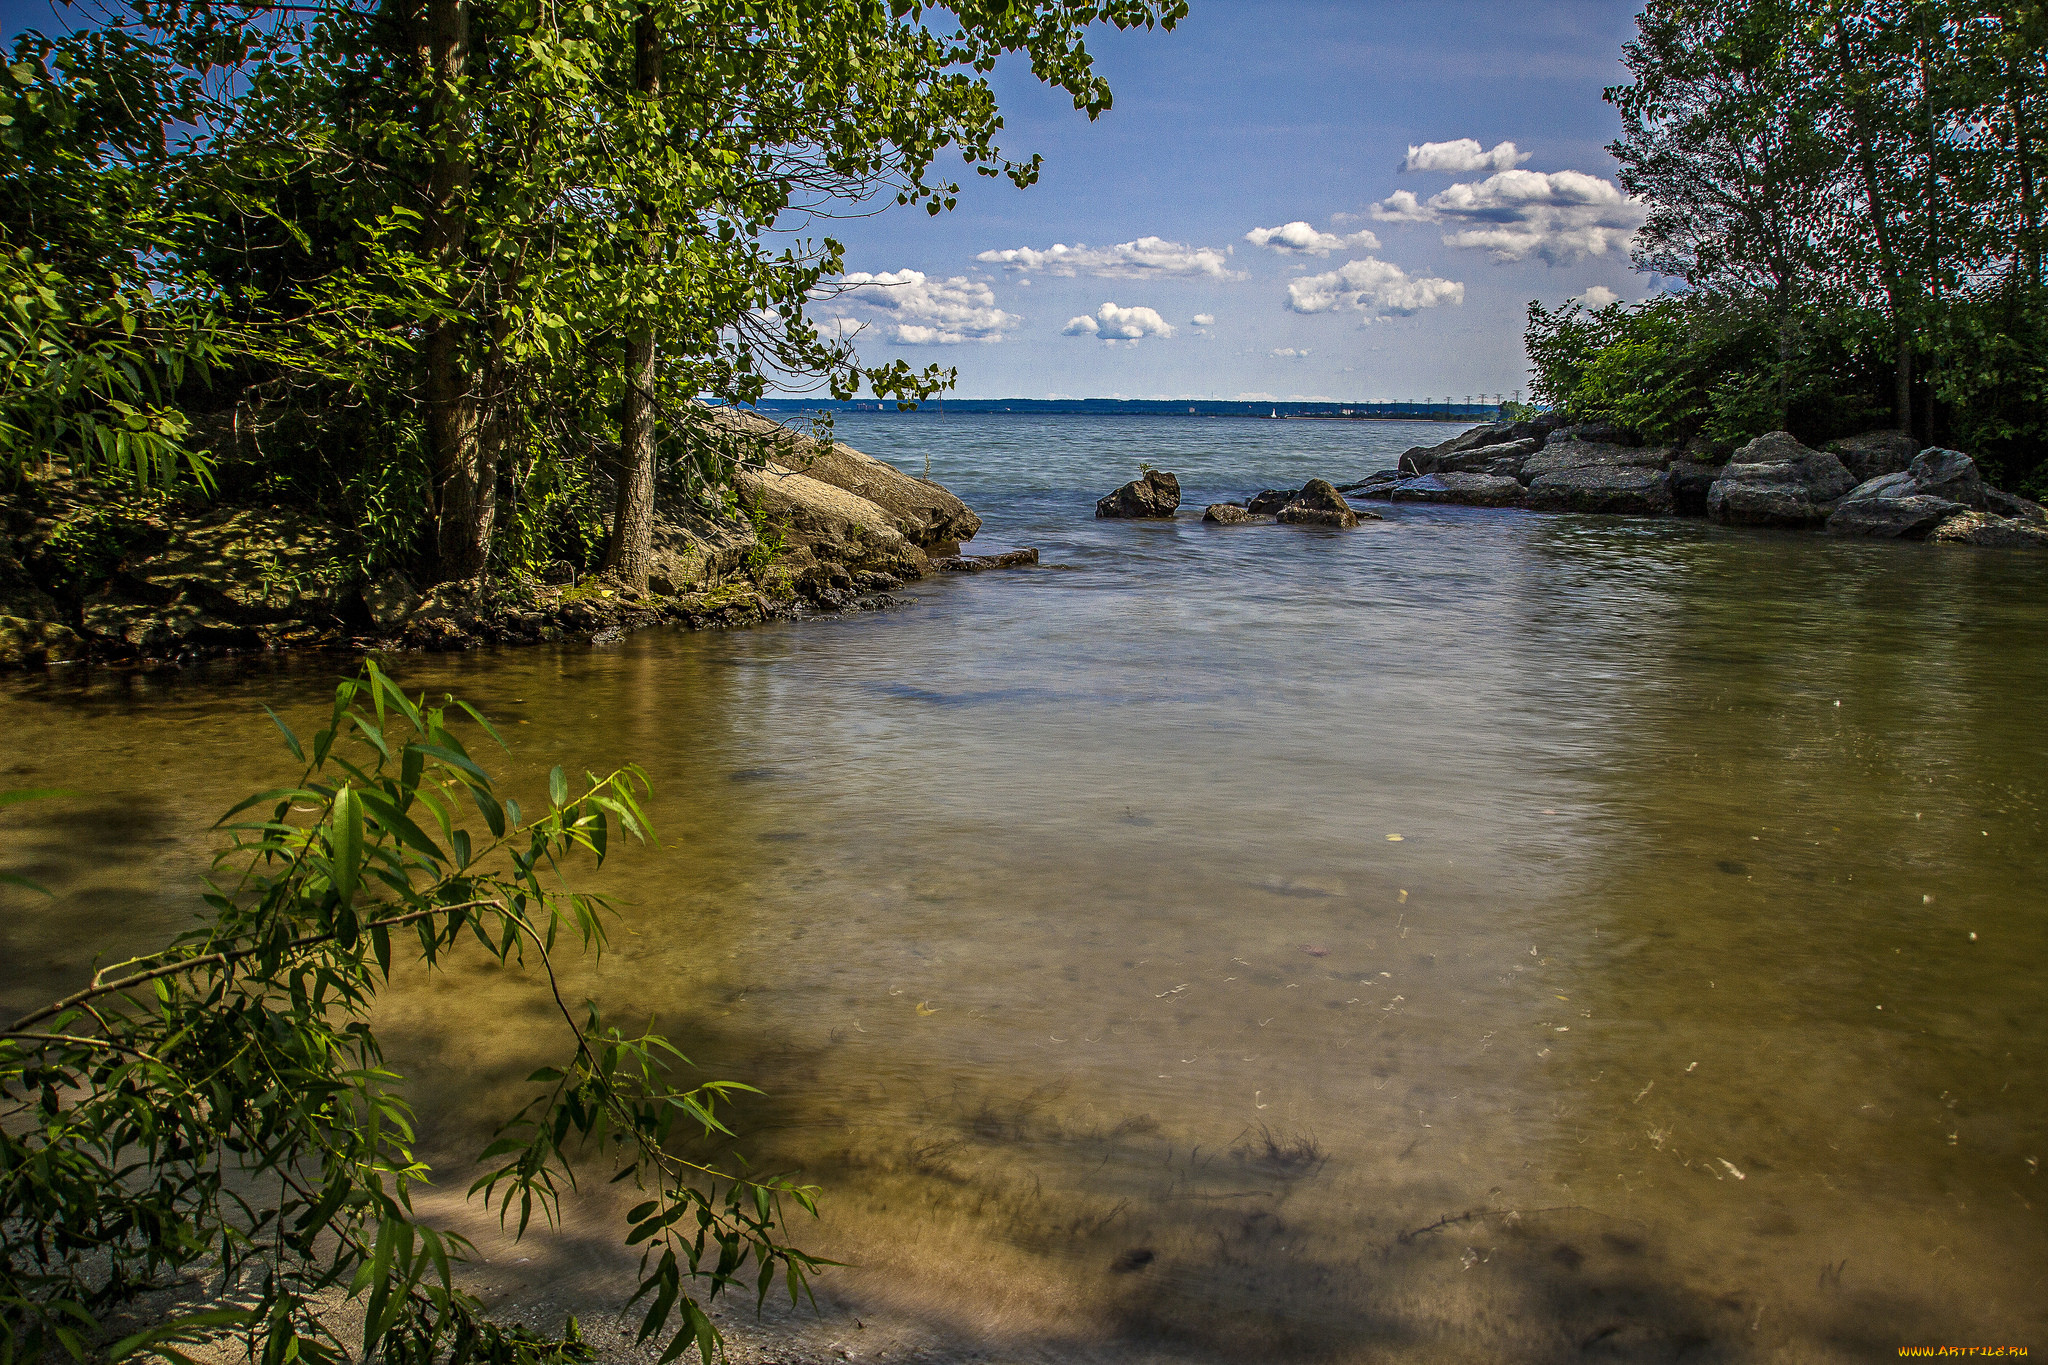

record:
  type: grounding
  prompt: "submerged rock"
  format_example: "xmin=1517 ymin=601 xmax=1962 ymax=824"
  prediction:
xmin=1527 ymin=465 xmax=1674 ymax=515
xmin=933 ymin=548 xmax=1040 ymax=571
xmin=1203 ymin=503 xmax=1265 ymax=525
xmin=1389 ymin=472 xmax=1528 ymax=507
xmin=1708 ymin=433 xmax=1857 ymax=526
xmin=1096 ymin=470 xmax=1181 ymax=519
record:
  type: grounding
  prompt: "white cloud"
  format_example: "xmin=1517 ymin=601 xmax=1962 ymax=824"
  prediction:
xmin=1402 ymin=138 xmax=1531 ymax=174
xmin=1061 ymin=302 xmax=1176 ymax=341
xmin=1243 ymin=221 xmax=1382 ymax=255
xmin=977 ymin=236 xmax=1237 ymax=279
xmin=1575 ymin=285 xmax=1621 ymax=307
xmin=1270 ymin=347 xmax=1312 ymax=358
xmin=1370 ymin=169 xmax=1646 ymax=263
xmin=1191 ymin=313 xmax=1215 ymax=326
xmin=831 ymin=269 xmax=1020 ymax=345
xmin=1284 ymin=257 xmax=1464 ymax=318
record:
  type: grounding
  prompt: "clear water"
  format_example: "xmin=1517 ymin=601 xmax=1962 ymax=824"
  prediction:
xmin=4 ymin=414 xmax=2045 ymax=1362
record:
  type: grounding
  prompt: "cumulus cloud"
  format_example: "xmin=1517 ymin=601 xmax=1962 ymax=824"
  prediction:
xmin=1575 ymin=285 xmax=1621 ymax=307
xmin=1061 ymin=302 xmax=1176 ymax=341
xmin=831 ymin=269 xmax=1019 ymax=344
xmin=1269 ymin=347 xmax=1311 ymax=358
xmin=1370 ymin=169 xmax=1645 ymax=263
xmin=977 ymin=236 xmax=1237 ymax=279
xmin=1192 ymin=313 xmax=1215 ymax=326
xmin=1402 ymin=138 xmax=1530 ymax=174
xmin=1284 ymin=257 xmax=1464 ymax=318
xmin=1243 ymin=221 xmax=1382 ymax=255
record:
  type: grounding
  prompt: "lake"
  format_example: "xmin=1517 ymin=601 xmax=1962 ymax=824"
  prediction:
xmin=4 ymin=413 xmax=2044 ymax=1362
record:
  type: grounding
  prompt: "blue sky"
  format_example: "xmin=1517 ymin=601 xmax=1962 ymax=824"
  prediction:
xmin=814 ymin=0 xmax=1653 ymax=401
xmin=4 ymin=0 xmax=1652 ymax=402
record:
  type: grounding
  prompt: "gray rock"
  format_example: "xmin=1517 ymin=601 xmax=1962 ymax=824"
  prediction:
xmin=1828 ymin=429 xmax=1920 ymax=482
xmin=1552 ymin=422 xmax=1639 ymax=446
xmin=1708 ymin=435 xmax=1857 ymax=526
xmin=1826 ymin=490 xmax=1969 ymax=539
xmin=361 ymin=568 xmax=420 ymax=630
xmin=1519 ymin=441 xmax=1671 ymax=484
xmin=1276 ymin=479 xmax=1365 ymax=528
xmin=1203 ymin=503 xmax=1264 ymax=525
xmin=1096 ymin=470 xmax=1181 ymax=519
xmin=933 ymin=548 xmax=1040 ymax=570
xmin=1388 ymin=472 xmax=1528 ymax=507
xmin=1905 ymin=448 xmax=1987 ymax=508
xmin=1426 ymin=439 xmax=1540 ymax=477
xmin=1669 ymin=460 xmax=1721 ymax=517
xmin=1337 ymin=473 xmax=1400 ymax=499
xmin=1928 ymin=510 xmax=2048 ymax=548
xmin=1527 ymin=465 xmax=1674 ymax=515
xmin=1986 ymin=486 xmax=2048 ymax=523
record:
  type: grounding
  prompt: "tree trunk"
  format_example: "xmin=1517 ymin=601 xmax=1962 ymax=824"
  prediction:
xmin=423 ymin=0 xmax=492 ymax=581
xmin=1833 ymin=25 xmax=1914 ymax=436
xmin=602 ymin=4 xmax=664 ymax=592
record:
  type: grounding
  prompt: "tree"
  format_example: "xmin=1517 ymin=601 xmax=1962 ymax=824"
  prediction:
xmin=2 ymin=663 xmax=823 ymax=1364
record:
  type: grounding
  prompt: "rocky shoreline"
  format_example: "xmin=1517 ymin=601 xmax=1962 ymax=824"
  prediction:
xmin=1 ymin=410 xmax=1021 ymax=672
xmin=1096 ymin=414 xmax=2048 ymax=548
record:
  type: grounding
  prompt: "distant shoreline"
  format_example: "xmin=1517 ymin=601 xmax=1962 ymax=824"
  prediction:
xmin=750 ymin=398 xmax=1505 ymax=422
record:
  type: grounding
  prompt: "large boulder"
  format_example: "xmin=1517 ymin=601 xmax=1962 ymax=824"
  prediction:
xmin=1405 ymin=438 xmax=1540 ymax=478
xmin=1396 ymin=419 xmax=1556 ymax=474
xmin=646 ymin=503 xmax=757 ymax=595
xmin=1928 ymin=511 xmax=2048 ymax=548
xmin=1527 ymin=465 xmax=1674 ymax=516
xmin=122 ymin=505 xmax=346 ymax=625
xmin=0 ymin=615 xmax=82 ymax=668
xmin=1987 ymin=486 xmax=2048 ymax=523
xmin=1904 ymin=448 xmax=1987 ymax=508
xmin=1518 ymin=440 xmax=1670 ymax=485
xmin=705 ymin=406 xmax=981 ymax=547
xmin=735 ymin=462 xmax=932 ymax=591
xmin=1276 ymin=479 xmax=1366 ymax=527
xmin=1388 ymin=472 xmax=1528 ymax=507
xmin=1340 ymin=472 xmax=1402 ymax=500
xmin=1826 ymin=488 xmax=1969 ymax=539
xmin=1707 ymin=433 xmax=1858 ymax=526
xmin=1828 ymin=430 xmax=1920 ymax=482
xmin=1246 ymin=488 xmax=1300 ymax=515
xmin=1096 ymin=470 xmax=1180 ymax=519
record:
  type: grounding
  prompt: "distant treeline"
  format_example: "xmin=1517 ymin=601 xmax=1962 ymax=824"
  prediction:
xmin=1528 ymin=0 xmax=2048 ymax=493
xmin=750 ymin=399 xmax=1509 ymax=420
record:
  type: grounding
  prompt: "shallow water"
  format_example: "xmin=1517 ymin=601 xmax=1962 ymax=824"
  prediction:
xmin=4 ymin=414 xmax=2045 ymax=1362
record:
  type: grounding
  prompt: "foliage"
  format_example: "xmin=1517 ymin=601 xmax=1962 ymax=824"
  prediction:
xmin=0 ymin=663 xmax=823 ymax=1364
xmin=1529 ymin=0 xmax=2048 ymax=482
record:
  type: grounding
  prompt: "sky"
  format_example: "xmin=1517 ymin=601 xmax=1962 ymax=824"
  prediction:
xmin=808 ymin=0 xmax=1654 ymax=402
xmin=3 ymin=0 xmax=1655 ymax=403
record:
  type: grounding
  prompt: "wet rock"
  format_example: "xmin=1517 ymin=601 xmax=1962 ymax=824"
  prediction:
xmin=1904 ymin=448 xmax=1988 ymax=509
xmin=0 ymin=615 xmax=82 ymax=667
xmin=361 ymin=568 xmax=420 ymax=630
xmin=1669 ymin=460 xmax=1721 ymax=517
xmin=1276 ymin=479 xmax=1365 ymax=527
xmin=1246 ymin=488 xmax=1300 ymax=516
xmin=1389 ymin=472 xmax=1528 ymax=507
xmin=1527 ymin=465 xmax=1674 ymax=515
xmin=1928 ymin=511 xmax=2048 ymax=548
xmin=1707 ymin=433 xmax=1857 ymax=526
xmin=1827 ymin=429 xmax=1920 ymax=482
xmin=1095 ymin=470 xmax=1180 ymax=519
xmin=933 ymin=548 xmax=1040 ymax=571
xmin=1202 ymin=503 xmax=1264 ymax=525
xmin=1827 ymin=490 xmax=1968 ymax=539
xmin=1340 ymin=471 xmax=1403 ymax=500
xmin=1519 ymin=440 xmax=1670 ymax=485
xmin=1401 ymin=437 xmax=1538 ymax=477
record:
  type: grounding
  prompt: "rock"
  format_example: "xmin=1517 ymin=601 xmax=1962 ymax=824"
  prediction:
xmin=1904 ymin=448 xmax=1988 ymax=508
xmin=1246 ymin=488 xmax=1300 ymax=515
xmin=1202 ymin=503 xmax=1264 ymax=525
xmin=1519 ymin=440 xmax=1670 ymax=484
xmin=1552 ymin=422 xmax=1638 ymax=446
xmin=646 ymin=503 xmax=756 ymax=595
xmin=735 ymin=462 xmax=933 ymax=588
xmin=81 ymin=587 xmax=253 ymax=655
xmin=1828 ymin=429 xmax=1920 ymax=482
xmin=1986 ymin=486 xmax=2048 ymax=523
xmin=1826 ymin=488 xmax=1969 ymax=539
xmin=704 ymin=406 xmax=981 ymax=547
xmin=1527 ymin=465 xmax=1674 ymax=515
xmin=1388 ymin=472 xmax=1528 ymax=507
xmin=0 ymin=615 xmax=82 ymax=668
xmin=1707 ymin=433 xmax=1857 ymax=526
xmin=1669 ymin=460 xmax=1721 ymax=517
xmin=1398 ymin=420 xmax=1557 ymax=475
xmin=1276 ymin=479 xmax=1366 ymax=527
xmin=1095 ymin=470 xmax=1180 ymax=519
xmin=1406 ymin=438 xmax=1539 ymax=478
xmin=1339 ymin=472 xmax=1402 ymax=500
xmin=124 ymin=505 xmax=345 ymax=624
xmin=933 ymin=548 xmax=1040 ymax=571
xmin=361 ymin=568 xmax=420 ymax=630
xmin=1928 ymin=511 xmax=2048 ymax=548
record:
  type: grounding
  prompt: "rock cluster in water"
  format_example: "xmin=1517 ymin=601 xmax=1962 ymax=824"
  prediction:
xmin=0 ymin=408 xmax=1025 ymax=670
xmin=1095 ymin=469 xmax=1181 ymax=519
xmin=1201 ymin=478 xmax=1383 ymax=528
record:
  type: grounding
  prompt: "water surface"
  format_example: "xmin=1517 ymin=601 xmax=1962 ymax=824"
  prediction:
xmin=4 ymin=415 xmax=2044 ymax=1362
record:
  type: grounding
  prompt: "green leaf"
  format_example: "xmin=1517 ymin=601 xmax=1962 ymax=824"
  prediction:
xmin=331 ymin=786 xmax=363 ymax=903
xmin=264 ymin=706 xmax=305 ymax=762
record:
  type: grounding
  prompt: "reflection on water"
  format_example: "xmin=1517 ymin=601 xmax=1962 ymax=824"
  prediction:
xmin=3 ymin=416 xmax=2045 ymax=1361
